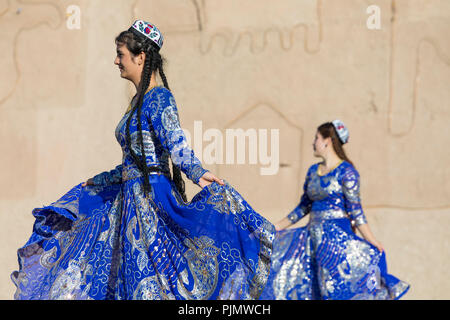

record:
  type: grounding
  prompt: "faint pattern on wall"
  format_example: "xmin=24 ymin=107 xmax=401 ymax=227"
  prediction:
xmin=218 ymin=102 xmax=304 ymax=215
xmin=133 ymin=0 xmax=323 ymax=55
xmin=1 ymin=0 xmax=449 ymax=299
xmin=386 ymin=0 xmax=450 ymax=208
xmin=0 ymin=0 xmax=89 ymax=199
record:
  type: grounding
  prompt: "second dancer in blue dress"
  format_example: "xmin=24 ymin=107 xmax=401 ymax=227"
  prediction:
xmin=260 ymin=120 xmax=410 ymax=300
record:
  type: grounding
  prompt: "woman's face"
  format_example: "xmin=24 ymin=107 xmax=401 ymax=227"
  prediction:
xmin=313 ymin=131 xmax=328 ymax=157
xmin=114 ymin=43 xmax=143 ymax=84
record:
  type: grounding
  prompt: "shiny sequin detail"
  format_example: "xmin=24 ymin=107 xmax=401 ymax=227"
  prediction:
xmin=11 ymin=87 xmax=275 ymax=300
xmin=286 ymin=161 xmax=368 ymax=227
xmin=261 ymin=162 xmax=410 ymax=300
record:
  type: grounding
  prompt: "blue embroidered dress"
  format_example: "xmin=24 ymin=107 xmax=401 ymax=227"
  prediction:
xmin=11 ymin=86 xmax=275 ymax=300
xmin=260 ymin=161 xmax=410 ymax=300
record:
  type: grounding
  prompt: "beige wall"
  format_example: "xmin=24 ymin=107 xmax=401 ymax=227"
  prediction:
xmin=1 ymin=0 xmax=449 ymax=299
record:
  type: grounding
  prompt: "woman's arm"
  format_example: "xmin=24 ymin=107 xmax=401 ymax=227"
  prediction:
xmin=147 ymin=88 xmax=209 ymax=184
xmin=342 ymin=167 xmax=367 ymax=227
xmin=356 ymin=223 xmax=384 ymax=252
xmin=342 ymin=167 xmax=383 ymax=252
xmin=275 ymin=169 xmax=313 ymax=231
xmin=274 ymin=216 xmax=293 ymax=231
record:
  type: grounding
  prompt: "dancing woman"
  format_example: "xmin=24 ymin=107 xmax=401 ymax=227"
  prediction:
xmin=11 ymin=20 xmax=274 ymax=300
xmin=260 ymin=120 xmax=410 ymax=300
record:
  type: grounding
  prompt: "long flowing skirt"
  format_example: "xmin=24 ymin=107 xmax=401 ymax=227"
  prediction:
xmin=11 ymin=175 xmax=274 ymax=300
xmin=260 ymin=218 xmax=410 ymax=300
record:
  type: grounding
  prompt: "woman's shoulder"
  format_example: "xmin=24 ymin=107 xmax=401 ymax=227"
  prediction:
xmin=154 ymin=85 xmax=171 ymax=94
xmin=143 ymin=85 xmax=167 ymax=99
xmin=143 ymin=86 xmax=175 ymax=112
xmin=151 ymin=86 xmax=172 ymax=98
xmin=309 ymin=162 xmax=320 ymax=171
xmin=306 ymin=162 xmax=320 ymax=176
xmin=145 ymin=86 xmax=176 ymax=107
xmin=339 ymin=160 xmax=359 ymax=178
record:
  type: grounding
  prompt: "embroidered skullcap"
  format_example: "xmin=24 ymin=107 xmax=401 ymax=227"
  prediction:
xmin=128 ymin=20 xmax=163 ymax=50
xmin=332 ymin=119 xmax=349 ymax=144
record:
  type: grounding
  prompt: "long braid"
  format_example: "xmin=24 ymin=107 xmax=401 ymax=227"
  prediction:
xmin=158 ymin=59 xmax=170 ymax=90
xmin=157 ymin=58 xmax=187 ymax=202
xmin=125 ymin=102 xmax=147 ymax=188
xmin=136 ymin=49 xmax=153 ymax=196
xmin=118 ymin=30 xmax=188 ymax=202
xmin=124 ymin=42 xmax=154 ymax=199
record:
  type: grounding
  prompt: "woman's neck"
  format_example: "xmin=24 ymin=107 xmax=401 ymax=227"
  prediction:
xmin=126 ymin=74 xmax=159 ymax=114
xmin=321 ymin=152 xmax=342 ymax=169
xmin=133 ymin=71 xmax=158 ymax=91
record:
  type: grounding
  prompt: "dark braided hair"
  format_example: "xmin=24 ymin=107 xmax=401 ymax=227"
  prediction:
xmin=115 ymin=30 xmax=187 ymax=202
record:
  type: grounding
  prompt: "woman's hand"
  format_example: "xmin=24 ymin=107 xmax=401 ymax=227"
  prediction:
xmin=81 ymin=178 xmax=94 ymax=187
xmin=355 ymin=223 xmax=384 ymax=252
xmin=198 ymin=171 xmax=225 ymax=189
xmin=274 ymin=217 xmax=292 ymax=232
xmin=368 ymin=239 xmax=384 ymax=253
xmin=274 ymin=223 xmax=284 ymax=232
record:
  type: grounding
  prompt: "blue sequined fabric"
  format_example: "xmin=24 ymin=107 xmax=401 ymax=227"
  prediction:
xmin=11 ymin=87 xmax=275 ymax=300
xmin=260 ymin=162 xmax=410 ymax=300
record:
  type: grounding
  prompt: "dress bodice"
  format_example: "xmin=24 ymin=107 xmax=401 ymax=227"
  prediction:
xmin=93 ymin=86 xmax=208 ymax=186
xmin=287 ymin=161 xmax=367 ymax=227
xmin=114 ymin=89 xmax=171 ymax=178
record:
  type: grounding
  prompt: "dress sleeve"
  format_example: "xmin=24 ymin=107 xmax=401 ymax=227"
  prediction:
xmin=342 ymin=166 xmax=367 ymax=227
xmin=287 ymin=167 xmax=313 ymax=224
xmin=147 ymin=88 xmax=208 ymax=184
xmin=92 ymin=164 xmax=123 ymax=186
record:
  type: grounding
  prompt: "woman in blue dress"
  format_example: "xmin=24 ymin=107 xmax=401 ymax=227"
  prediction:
xmin=11 ymin=20 xmax=275 ymax=300
xmin=260 ymin=120 xmax=410 ymax=300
